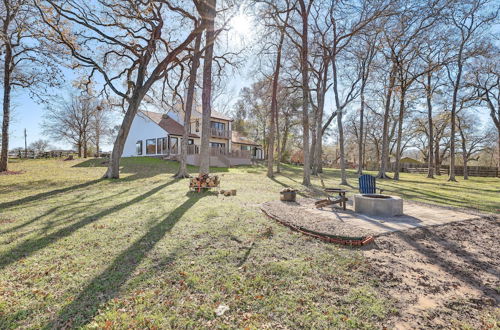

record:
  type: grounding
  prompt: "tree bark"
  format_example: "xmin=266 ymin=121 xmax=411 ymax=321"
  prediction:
xmin=199 ymin=0 xmax=216 ymax=175
xmin=448 ymin=47 xmax=464 ymax=182
xmin=175 ymin=34 xmax=202 ymax=178
xmin=280 ymin=122 xmax=289 ymax=162
xmin=331 ymin=53 xmax=348 ymax=185
xmin=313 ymin=57 xmax=328 ymax=175
xmin=267 ymin=18 xmax=286 ymax=178
xmin=357 ymin=84 xmax=366 ymax=175
xmin=393 ymin=89 xmax=406 ymax=181
xmin=425 ymin=72 xmax=434 ymax=178
xmin=0 ymin=43 xmax=12 ymax=172
xmin=83 ymin=131 xmax=88 ymax=158
xmin=104 ymin=97 xmax=143 ymax=178
xmin=377 ymin=62 xmax=397 ymax=179
xmin=298 ymin=0 xmax=311 ymax=186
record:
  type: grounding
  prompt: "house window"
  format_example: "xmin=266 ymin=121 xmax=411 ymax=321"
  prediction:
xmin=169 ymin=136 xmax=179 ymax=154
xmin=210 ymin=142 xmax=225 ymax=149
xmin=195 ymin=119 xmax=200 ymax=132
xmin=210 ymin=121 xmax=225 ymax=131
xmin=188 ymin=139 xmax=194 ymax=145
xmin=156 ymin=138 xmax=164 ymax=154
xmin=241 ymin=145 xmax=251 ymax=151
xmin=146 ymin=139 xmax=156 ymax=154
xmin=136 ymin=141 xmax=143 ymax=155
xmin=161 ymin=137 xmax=168 ymax=154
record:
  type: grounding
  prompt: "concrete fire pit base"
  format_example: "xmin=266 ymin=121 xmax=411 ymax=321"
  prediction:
xmin=354 ymin=194 xmax=403 ymax=217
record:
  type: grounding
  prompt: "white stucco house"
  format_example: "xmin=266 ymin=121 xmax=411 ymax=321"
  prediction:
xmin=122 ymin=109 xmax=264 ymax=167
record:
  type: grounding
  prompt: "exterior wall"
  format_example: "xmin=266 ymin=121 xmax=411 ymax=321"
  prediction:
xmin=232 ymin=142 xmax=264 ymax=159
xmin=122 ymin=114 xmax=168 ymax=157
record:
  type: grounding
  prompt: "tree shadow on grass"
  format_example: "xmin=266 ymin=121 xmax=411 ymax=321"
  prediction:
xmin=0 ymin=180 xmax=179 ymax=272
xmin=73 ymin=158 xmax=229 ymax=182
xmin=46 ymin=193 xmax=206 ymax=329
xmin=373 ymin=223 xmax=500 ymax=302
xmin=0 ymin=179 xmax=102 ymax=210
xmin=0 ymin=189 xmax=133 ymax=237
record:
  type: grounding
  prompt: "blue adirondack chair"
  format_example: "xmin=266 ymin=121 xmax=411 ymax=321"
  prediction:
xmin=358 ymin=174 xmax=384 ymax=194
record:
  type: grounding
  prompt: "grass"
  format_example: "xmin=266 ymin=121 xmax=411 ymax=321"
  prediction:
xmin=0 ymin=157 xmax=498 ymax=328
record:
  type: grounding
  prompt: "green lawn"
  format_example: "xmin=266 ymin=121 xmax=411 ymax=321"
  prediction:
xmin=0 ymin=158 xmax=498 ymax=328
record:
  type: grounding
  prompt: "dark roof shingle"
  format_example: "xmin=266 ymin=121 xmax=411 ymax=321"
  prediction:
xmin=140 ymin=111 xmax=199 ymax=138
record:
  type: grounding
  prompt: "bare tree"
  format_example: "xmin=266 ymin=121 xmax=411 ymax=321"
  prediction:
xmin=176 ymin=33 xmax=203 ymax=178
xmin=467 ymin=51 xmax=500 ymax=171
xmin=199 ymin=0 xmax=217 ymax=175
xmin=324 ymin=0 xmax=387 ymax=184
xmin=0 ymin=0 xmax=59 ymax=172
xmin=445 ymin=0 xmax=498 ymax=181
xmin=37 ymin=0 xmax=207 ymax=178
xmin=89 ymin=103 xmax=112 ymax=157
xmin=42 ymin=93 xmax=99 ymax=157
xmin=29 ymin=139 xmax=50 ymax=156
xmin=457 ymin=111 xmax=489 ymax=179
xmin=265 ymin=4 xmax=290 ymax=178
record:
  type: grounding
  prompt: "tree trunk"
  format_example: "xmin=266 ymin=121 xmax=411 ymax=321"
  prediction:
xmin=425 ymin=72 xmax=434 ymax=178
xmin=175 ymin=34 xmax=202 ymax=178
xmin=83 ymin=131 xmax=88 ymax=158
xmin=0 ymin=44 xmax=12 ymax=172
xmin=280 ymin=123 xmax=289 ymax=163
xmin=313 ymin=58 xmax=328 ymax=175
xmin=309 ymin=123 xmax=316 ymax=172
xmin=331 ymin=55 xmax=347 ymax=185
xmin=448 ymin=49 xmax=464 ymax=182
xmin=95 ymin=127 xmax=100 ymax=158
xmin=276 ymin=113 xmax=281 ymax=173
xmin=104 ymin=95 xmax=145 ymax=178
xmin=298 ymin=0 xmax=310 ymax=186
xmin=434 ymin=138 xmax=441 ymax=175
xmin=199 ymin=0 xmax=217 ymax=176
xmin=357 ymin=84 xmax=366 ymax=175
xmin=498 ymin=133 xmax=500 ymax=174
xmin=267 ymin=19 xmax=286 ymax=178
xmin=77 ymin=139 xmax=82 ymax=158
xmin=393 ymin=89 xmax=406 ymax=181
xmin=377 ymin=63 xmax=397 ymax=179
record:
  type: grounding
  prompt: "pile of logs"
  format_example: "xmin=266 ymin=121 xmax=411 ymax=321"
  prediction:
xmin=190 ymin=174 xmax=220 ymax=191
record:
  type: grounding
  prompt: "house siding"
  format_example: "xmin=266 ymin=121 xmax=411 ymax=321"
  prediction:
xmin=122 ymin=113 xmax=168 ymax=157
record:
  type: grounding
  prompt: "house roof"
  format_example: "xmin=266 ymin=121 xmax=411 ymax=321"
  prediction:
xmin=231 ymin=131 xmax=261 ymax=147
xmin=140 ymin=111 xmax=199 ymax=138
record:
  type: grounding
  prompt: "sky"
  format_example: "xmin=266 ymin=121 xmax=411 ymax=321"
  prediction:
xmin=4 ymin=9 xmax=496 ymax=152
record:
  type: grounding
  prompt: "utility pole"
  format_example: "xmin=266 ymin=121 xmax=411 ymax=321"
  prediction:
xmin=24 ymin=128 xmax=27 ymax=158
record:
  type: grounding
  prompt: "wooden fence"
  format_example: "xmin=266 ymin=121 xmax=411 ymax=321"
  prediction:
xmin=390 ymin=162 xmax=499 ymax=177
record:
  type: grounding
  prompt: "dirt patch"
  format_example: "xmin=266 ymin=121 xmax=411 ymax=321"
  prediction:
xmin=363 ymin=216 xmax=500 ymax=328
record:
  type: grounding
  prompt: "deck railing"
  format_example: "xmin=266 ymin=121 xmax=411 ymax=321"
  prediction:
xmin=210 ymin=128 xmax=231 ymax=139
xmin=185 ymin=145 xmax=251 ymax=159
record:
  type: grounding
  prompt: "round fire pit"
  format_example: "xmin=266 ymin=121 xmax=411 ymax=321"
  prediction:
xmin=354 ymin=194 xmax=403 ymax=217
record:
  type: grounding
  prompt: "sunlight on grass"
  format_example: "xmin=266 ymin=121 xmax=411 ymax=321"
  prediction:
xmin=0 ymin=158 xmax=497 ymax=328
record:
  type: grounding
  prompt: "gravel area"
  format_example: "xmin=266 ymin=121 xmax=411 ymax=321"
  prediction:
xmin=261 ymin=198 xmax=373 ymax=237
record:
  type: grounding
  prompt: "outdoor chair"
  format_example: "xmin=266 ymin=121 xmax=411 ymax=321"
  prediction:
xmin=358 ymin=174 xmax=384 ymax=194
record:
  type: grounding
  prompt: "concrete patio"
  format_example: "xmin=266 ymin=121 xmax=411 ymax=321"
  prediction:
xmin=261 ymin=197 xmax=491 ymax=237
